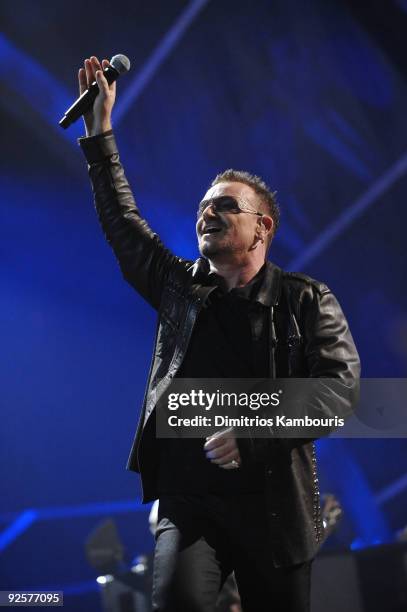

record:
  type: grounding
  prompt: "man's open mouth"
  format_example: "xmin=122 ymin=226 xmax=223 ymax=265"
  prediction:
xmin=202 ymin=226 xmax=223 ymax=235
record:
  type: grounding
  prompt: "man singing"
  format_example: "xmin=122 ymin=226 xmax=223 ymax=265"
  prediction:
xmin=78 ymin=56 xmax=360 ymax=612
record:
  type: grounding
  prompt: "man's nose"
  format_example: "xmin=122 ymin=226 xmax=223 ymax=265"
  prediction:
xmin=202 ymin=202 xmax=218 ymax=219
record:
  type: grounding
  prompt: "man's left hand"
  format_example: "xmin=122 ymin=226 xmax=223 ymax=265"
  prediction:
xmin=203 ymin=428 xmax=241 ymax=469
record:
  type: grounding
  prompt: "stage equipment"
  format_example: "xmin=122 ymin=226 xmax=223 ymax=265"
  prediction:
xmin=85 ymin=518 xmax=125 ymax=575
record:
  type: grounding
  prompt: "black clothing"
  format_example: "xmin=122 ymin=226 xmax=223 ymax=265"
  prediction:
xmin=177 ymin=263 xmax=269 ymax=379
xmin=153 ymin=494 xmax=312 ymax=612
xmin=79 ymin=131 xmax=361 ymax=568
xmin=158 ymin=267 xmax=268 ymax=496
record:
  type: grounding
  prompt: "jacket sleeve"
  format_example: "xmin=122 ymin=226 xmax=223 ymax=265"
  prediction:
xmin=297 ymin=287 xmax=361 ymax=431
xmin=304 ymin=287 xmax=360 ymax=380
xmin=237 ymin=286 xmax=361 ymax=464
xmin=283 ymin=286 xmax=361 ymax=444
xmin=79 ymin=131 xmax=189 ymax=311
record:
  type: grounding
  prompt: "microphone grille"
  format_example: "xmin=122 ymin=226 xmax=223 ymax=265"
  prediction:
xmin=110 ymin=54 xmax=131 ymax=74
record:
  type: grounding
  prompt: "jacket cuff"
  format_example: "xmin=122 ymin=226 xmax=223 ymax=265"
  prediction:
xmin=78 ymin=130 xmax=117 ymax=164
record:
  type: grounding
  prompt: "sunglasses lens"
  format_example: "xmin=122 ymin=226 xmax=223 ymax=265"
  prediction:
xmin=197 ymin=196 xmax=240 ymax=218
xmin=197 ymin=202 xmax=207 ymax=218
xmin=215 ymin=196 xmax=240 ymax=212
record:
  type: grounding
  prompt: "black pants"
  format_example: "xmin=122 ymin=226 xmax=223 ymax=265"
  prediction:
xmin=152 ymin=493 xmax=312 ymax=612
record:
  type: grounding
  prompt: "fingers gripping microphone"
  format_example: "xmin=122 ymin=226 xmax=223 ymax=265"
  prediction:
xmin=59 ymin=54 xmax=131 ymax=129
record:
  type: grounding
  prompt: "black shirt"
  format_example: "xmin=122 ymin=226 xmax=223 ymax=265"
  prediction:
xmin=157 ymin=264 xmax=269 ymax=494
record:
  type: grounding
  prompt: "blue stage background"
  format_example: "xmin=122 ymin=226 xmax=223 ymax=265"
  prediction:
xmin=1 ymin=0 xmax=406 ymax=608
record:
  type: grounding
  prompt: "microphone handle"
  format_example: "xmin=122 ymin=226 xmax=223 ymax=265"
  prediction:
xmin=59 ymin=65 xmax=119 ymax=129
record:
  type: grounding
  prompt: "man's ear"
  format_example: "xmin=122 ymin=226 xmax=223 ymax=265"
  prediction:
xmin=257 ymin=215 xmax=273 ymax=242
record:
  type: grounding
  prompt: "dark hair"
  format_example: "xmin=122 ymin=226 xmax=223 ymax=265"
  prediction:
xmin=210 ymin=169 xmax=280 ymax=244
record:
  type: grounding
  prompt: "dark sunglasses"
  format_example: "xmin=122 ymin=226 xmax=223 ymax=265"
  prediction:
xmin=197 ymin=195 xmax=262 ymax=220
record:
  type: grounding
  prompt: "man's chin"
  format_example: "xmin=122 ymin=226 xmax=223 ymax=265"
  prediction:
xmin=200 ymin=244 xmax=238 ymax=263
xmin=200 ymin=241 xmax=226 ymax=258
xmin=200 ymin=244 xmax=217 ymax=258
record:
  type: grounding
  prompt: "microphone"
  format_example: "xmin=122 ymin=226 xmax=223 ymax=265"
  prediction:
xmin=59 ymin=54 xmax=131 ymax=129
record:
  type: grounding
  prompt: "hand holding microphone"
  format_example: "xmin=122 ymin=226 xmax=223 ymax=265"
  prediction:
xmin=78 ymin=56 xmax=116 ymax=137
xmin=59 ymin=54 xmax=130 ymax=136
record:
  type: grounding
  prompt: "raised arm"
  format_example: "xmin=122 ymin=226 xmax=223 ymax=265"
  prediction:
xmin=78 ymin=56 xmax=189 ymax=310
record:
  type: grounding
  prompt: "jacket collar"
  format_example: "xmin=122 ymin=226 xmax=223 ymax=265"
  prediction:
xmin=189 ymin=258 xmax=282 ymax=307
xmin=256 ymin=260 xmax=283 ymax=307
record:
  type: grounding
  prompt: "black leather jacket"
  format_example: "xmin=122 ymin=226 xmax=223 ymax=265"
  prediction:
xmin=79 ymin=132 xmax=360 ymax=567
